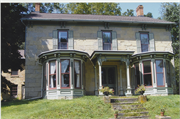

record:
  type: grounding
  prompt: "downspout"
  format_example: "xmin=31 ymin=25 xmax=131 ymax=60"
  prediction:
xmin=21 ymin=19 xmax=43 ymax=100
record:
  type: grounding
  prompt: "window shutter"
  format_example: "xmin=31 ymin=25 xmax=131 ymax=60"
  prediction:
xmin=149 ymin=33 xmax=155 ymax=51
xmin=52 ymin=30 xmax=58 ymax=49
xmin=112 ymin=31 xmax=117 ymax=50
xmin=97 ymin=31 xmax=102 ymax=50
xmin=68 ymin=30 xmax=74 ymax=49
xmin=135 ymin=32 xmax=141 ymax=53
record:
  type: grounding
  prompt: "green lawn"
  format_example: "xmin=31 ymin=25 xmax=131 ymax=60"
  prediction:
xmin=1 ymin=96 xmax=113 ymax=119
xmin=143 ymin=95 xmax=180 ymax=119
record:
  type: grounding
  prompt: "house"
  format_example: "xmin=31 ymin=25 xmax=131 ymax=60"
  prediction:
xmin=1 ymin=50 xmax=25 ymax=100
xmin=21 ymin=4 xmax=176 ymax=99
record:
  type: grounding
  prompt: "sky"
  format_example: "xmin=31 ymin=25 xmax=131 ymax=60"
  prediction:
xmin=120 ymin=3 xmax=162 ymax=19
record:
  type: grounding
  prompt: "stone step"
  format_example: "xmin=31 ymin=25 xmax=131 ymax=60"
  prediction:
xmin=111 ymin=102 xmax=140 ymax=105
xmin=117 ymin=116 xmax=149 ymax=119
xmin=112 ymin=104 xmax=143 ymax=109
xmin=111 ymin=98 xmax=138 ymax=103
xmin=118 ymin=111 xmax=149 ymax=116
xmin=114 ymin=107 xmax=146 ymax=111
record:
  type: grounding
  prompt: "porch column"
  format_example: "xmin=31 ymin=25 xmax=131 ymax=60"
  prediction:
xmin=94 ymin=66 xmax=98 ymax=95
xmin=126 ymin=59 xmax=132 ymax=96
xmin=98 ymin=61 xmax=103 ymax=95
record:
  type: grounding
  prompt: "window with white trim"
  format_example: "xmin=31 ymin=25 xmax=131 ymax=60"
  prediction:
xmin=61 ymin=59 xmax=70 ymax=88
xmin=156 ymin=60 xmax=164 ymax=86
xmin=74 ymin=60 xmax=81 ymax=89
xmin=49 ymin=61 xmax=56 ymax=89
xmin=143 ymin=61 xmax=152 ymax=86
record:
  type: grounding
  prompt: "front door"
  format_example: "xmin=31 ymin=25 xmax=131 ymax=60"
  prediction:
xmin=102 ymin=66 xmax=116 ymax=94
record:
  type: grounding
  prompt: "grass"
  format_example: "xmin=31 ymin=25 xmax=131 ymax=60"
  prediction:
xmin=1 ymin=96 xmax=114 ymax=119
xmin=143 ymin=95 xmax=180 ymax=119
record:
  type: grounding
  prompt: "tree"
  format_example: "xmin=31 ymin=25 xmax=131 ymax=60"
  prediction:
xmin=122 ymin=9 xmax=134 ymax=16
xmin=1 ymin=3 xmax=27 ymax=93
xmin=144 ymin=12 xmax=153 ymax=18
xmin=160 ymin=3 xmax=180 ymax=93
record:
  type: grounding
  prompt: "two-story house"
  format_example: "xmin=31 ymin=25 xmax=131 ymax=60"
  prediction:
xmin=21 ymin=4 xmax=176 ymax=99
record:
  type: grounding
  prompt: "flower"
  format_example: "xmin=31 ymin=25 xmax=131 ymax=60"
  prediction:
xmin=134 ymin=85 xmax=146 ymax=94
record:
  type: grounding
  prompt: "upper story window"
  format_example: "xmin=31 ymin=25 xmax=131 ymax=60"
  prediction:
xmin=140 ymin=33 xmax=149 ymax=52
xmin=58 ymin=31 xmax=68 ymax=49
xmin=156 ymin=60 xmax=164 ymax=86
xmin=102 ymin=31 xmax=112 ymax=50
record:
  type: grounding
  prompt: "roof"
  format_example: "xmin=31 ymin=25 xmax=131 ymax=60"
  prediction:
xmin=21 ymin=12 xmax=175 ymax=25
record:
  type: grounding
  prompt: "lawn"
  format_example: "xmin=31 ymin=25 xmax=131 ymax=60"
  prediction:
xmin=143 ymin=95 xmax=180 ymax=119
xmin=1 ymin=96 xmax=113 ymax=119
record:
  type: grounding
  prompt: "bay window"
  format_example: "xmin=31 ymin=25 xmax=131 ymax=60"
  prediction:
xmin=102 ymin=31 xmax=111 ymax=50
xmin=61 ymin=59 xmax=70 ymax=88
xmin=49 ymin=61 xmax=56 ymax=89
xmin=156 ymin=60 xmax=164 ymax=86
xmin=166 ymin=61 xmax=171 ymax=87
xmin=58 ymin=31 xmax=68 ymax=49
xmin=143 ymin=61 xmax=152 ymax=86
xmin=140 ymin=33 xmax=149 ymax=52
xmin=74 ymin=60 xmax=81 ymax=89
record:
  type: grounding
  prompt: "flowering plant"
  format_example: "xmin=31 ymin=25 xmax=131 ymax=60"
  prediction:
xmin=135 ymin=85 xmax=145 ymax=94
xmin=99 ymin=86 xmax=114 ymax=94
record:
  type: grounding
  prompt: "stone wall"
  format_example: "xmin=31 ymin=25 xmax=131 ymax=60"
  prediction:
xmin=1 ymin=68 xmax=25 ymax=100
xmin=25 ymin=24 xmax=173 ymax=98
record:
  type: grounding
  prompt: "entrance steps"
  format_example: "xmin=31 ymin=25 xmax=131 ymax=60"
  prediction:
xmin=111 ymin=97 xmax=149 ymax=119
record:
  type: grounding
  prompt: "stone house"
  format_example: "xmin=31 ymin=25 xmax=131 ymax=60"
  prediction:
xmin=1 ymin=50 xmax=25 ymax=100
xmin=21 ymin=4 xmax=176 ymax=99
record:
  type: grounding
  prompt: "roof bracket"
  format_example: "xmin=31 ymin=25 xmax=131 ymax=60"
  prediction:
xmin=60 ymin=21 xmax=66 ymax=28
xmin=166 ymin=25 xmax=172 ymax=31
xmin=141 ymin=24 xmax=147 ymax=30
xmin=104 ymin=22 xmax=109 ymax=29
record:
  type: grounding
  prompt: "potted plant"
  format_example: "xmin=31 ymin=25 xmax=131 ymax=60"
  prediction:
xmin=114 ymin=110 xmax=118 ymax=119
xmin=135 ymin=85 xmax=145 ymax=95
xmin=99 ymin=86 xmax=114 ymax=96
xmin=160 ymin=109 xmax=165 ymax=116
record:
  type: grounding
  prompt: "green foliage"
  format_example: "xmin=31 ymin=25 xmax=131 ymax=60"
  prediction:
xmin=122 ymin=9 xmax=134 ymax=16
xmin=134 ymin=85 xmax=145 ymax=94
xmin=143 ymin=95 xmax=180 ymax=119
xmin=160 ymin=3 xmax=180 ymax=93
xmin=1 ymin=3 xmax=27 ymax=93
xmin=1 ymin=96 xmax=114 ymax=119
xmin=99 ymin=86 xmax=114 ymax=94
xmin=144 ymin=12 xmax=153 ymax=18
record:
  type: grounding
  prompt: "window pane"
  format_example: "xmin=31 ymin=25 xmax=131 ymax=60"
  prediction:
xmin=157 ymin=73 xmax=164 ymax=86
xmin=59 ymin=31 xmax=67 ymax=42
xmin=50 ymin=61 xmax=56 ymax=74
xmin=61 ymin=74 xmax=69 ymax=87
xmin=143 ymin=61 xmax=151 ymax=73
xmin=144 ymin=74 xmax=152 ymax=86
xmin=103 ymin=32 xmax=111 ymax=43
xmin=141 ymin=34 xmax=148 ymax=44
xmin=61 ymin=60 xmax=69 ymax=73
xmin=49 ymin=75 xmax=56 ymax=88
xmin=11 ymin=71 xmax=18 ymax=75
xmin=75 ymin=61 xmax=80 ymax=88
xmin=108 ymin=67 xmax=115 ymax=84
xmin=58 ymin=42 xmax=67 ymax=49
xmin=141 ymin=45 xmax=148 ymax=52
xmin=103 ymin=43 xmax=111 ymax=50
xmin=156 ymin=60 xmax=163 ymax=72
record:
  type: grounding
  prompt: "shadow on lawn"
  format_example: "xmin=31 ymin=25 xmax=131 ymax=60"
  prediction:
xmin=1 ymin=99 xmax=41 ymax=107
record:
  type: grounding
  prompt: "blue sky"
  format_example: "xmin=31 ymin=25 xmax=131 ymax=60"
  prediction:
xmin=120 ymin=3 xmax=162 ymax=19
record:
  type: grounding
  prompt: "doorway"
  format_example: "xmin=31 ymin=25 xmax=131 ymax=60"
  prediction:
xmin=102 ymin=66 xmax=117 ymax=95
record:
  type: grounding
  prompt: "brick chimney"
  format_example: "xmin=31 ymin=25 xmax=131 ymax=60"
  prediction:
xmin=136 ymin=5 xmax=144 ymax=17
xmin=35 ymin=3 xmax=40 ymax=13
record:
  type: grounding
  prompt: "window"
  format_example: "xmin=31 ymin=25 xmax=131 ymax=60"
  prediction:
xmin=102 ymin=31 xmax=111 ymax=50
xmin=140 ymin=33 xmax=149 ymax=52
xmin=74 ymin=60 xmax=81 ymax=89
xmin=49 ymin=61 xmax=56 ymax=89
xmin=11 ymin=85 xmax=17 ymax=97
xmin=58 ymin=31 xmax=68 ymax=49
xmin=11 ymin=70 xmax=18 ymax=75
xmin=61 ymin=59 xmax=70 ymax=88
xmin=134 ymin=63 xmax=140 ymax=88
xmin=156 ymin=60 xmax=164 ymax=86
xmin=143 ymin=61 xmax=152 ymax=86
xmin=166 ymin=61 xmax=171 ymax=87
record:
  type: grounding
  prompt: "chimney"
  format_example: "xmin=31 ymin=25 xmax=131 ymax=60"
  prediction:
xmin=35 ymin=3 xmax=40 ymax=13
xmin=136 ymin=5 xmax=144 ymax=17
